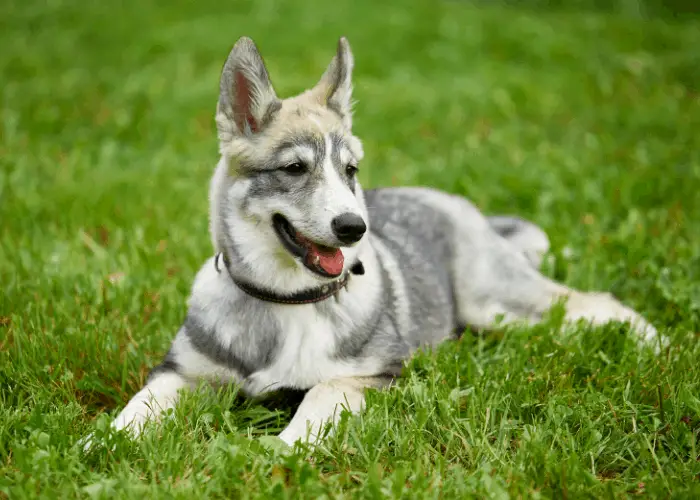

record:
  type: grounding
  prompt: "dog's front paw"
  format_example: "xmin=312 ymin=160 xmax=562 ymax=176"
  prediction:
xmin=258 ymin=435 xmax=293 ymax=455
xmin=278 ymin=427 xmax=304 ymax=448
xmin=565 ymin=292 xmax=666 ymax=352
xmin=78 ymin=407 xmax=151 ymax=454
xmin=278 ymin=422 xmax=321 ymax=449
xmin=77 ymin=419 xmax=121 ymax=454
xmin=77 ymin=431 xmax=99 ymax=453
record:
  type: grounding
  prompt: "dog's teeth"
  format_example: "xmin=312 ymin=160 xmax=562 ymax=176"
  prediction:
xmin=313 ymin=255 xmax=320 ymax=265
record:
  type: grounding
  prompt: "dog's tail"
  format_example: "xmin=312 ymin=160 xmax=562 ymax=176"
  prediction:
xmin=487 ymin=216 xmax=550 ymax=269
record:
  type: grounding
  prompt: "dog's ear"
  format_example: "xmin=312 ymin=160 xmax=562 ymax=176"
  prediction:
xmin=312 ymin=37 xmax=354 ymax=129
xmin=217 ymin=37 xmax=281 ymax=140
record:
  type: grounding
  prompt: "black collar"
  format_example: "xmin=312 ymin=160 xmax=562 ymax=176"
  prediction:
xmin=214 ymin=251 xmax=365 ymax=305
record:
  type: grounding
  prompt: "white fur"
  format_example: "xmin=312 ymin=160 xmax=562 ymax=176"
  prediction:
xmin=244 ymin=308 xmax=386 ymax=396
xmin=277 ymin=377 xmax=370 ymax=446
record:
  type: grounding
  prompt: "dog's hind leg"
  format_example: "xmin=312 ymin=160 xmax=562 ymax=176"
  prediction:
xmin=451 ymin=218 xmax=660 ymax=349
xmin=278 ymin=376 xmax=392 ymax=447
xmin=386 ymin=188 xmax=659 ymax=348
xmin=392 ymin=189 xmax=661 ymax=349
xmin=486 ymin=215 xmax=550 ymax=269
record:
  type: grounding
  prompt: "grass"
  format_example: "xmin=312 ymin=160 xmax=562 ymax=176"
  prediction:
xmin=1 ymin=0 xmax=699 ymax=497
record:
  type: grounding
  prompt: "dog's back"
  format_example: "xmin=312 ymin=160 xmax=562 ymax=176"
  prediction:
xmin=364 ymin=188 xmax=458 ymax=347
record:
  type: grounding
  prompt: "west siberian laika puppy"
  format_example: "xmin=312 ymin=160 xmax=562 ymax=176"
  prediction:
xmin=102 ymin=37 xmax=660 ymax=448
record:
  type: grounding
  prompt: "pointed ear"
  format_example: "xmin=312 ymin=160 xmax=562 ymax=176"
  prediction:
xmin=312 ymin=37 xmax=354 ymax=128
xmin=216 ymin=37 xmax=281 ymax=141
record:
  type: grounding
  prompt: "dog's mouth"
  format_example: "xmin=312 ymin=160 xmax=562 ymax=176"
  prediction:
xmin=272 ymin=214 xmax=344 ymax=278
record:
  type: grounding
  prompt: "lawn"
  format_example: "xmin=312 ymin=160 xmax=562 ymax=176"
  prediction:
xmin=1 ymin=0 xmax=699 ymax=497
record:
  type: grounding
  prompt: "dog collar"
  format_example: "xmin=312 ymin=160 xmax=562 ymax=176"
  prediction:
xmin=214 ymin=252 xmax=365 ymax=305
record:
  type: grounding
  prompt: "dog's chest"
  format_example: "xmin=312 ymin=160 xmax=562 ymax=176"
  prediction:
xmin=243 ymin=306 xmax=365 ymax=394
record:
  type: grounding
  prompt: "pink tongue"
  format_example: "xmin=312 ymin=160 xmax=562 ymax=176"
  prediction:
xmin=318 ymin=249 xmax=344 ymax=275
xmin=305 ymin=245 xmax=344 ymax=276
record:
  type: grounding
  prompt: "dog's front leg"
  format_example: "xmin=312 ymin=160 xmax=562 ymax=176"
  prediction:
xmin=80 ymin=370 xmax=194 ymax=452
xmin=112 ymin=371 xmax=194 ymax=436
xmin=278 ymin=376 xmax=390 ymax=447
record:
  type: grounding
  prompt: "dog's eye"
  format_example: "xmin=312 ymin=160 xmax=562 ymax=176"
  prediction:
xmin=346 ymin=164 xmax=358 ymax=177
xmin=281 ymin=162 xmax=307 ymax=176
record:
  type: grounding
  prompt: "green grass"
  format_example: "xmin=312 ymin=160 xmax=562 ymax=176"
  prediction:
xmin=2 ymin=0 xmax=699 ymax=497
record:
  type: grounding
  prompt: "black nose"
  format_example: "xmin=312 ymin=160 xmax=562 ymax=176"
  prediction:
xmin=331 ymin=213 xmax=367 ymax=244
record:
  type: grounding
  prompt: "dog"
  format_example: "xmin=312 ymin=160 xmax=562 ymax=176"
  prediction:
xmin=88 ymin=36 xmax=660 ymax=449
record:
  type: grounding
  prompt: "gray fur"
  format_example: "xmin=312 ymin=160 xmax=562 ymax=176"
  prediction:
xmin=486 ymin=215 xmax=551 ymax=269
xmin=365 ymin=190 xmax=457 ymax=342
xmin=87 ymin=36 xmax=660 ymax=452
xmin=330 ymin=132 xmax=356 ymax=192
xmin=181 ymin=293 xmax=283 ymax=381
xmin=183 ymin=317 xmax=256 ymax=378
xmin=147 ymin=350 xmax=180 ymax=381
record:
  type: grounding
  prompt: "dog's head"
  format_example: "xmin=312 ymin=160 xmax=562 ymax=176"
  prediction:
xmin=211 ymin=37 xmax=368 ymax=285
